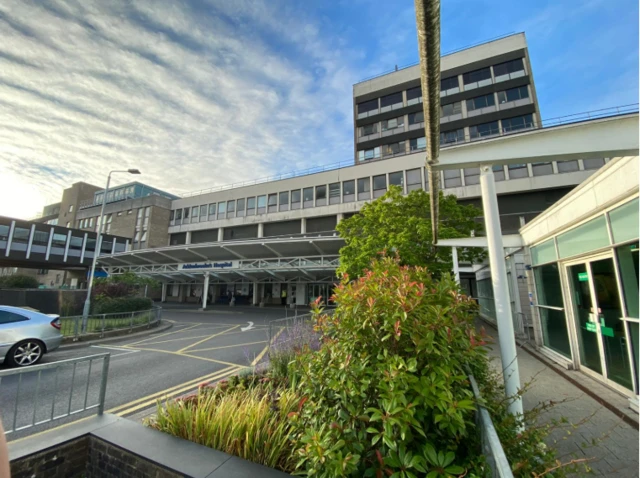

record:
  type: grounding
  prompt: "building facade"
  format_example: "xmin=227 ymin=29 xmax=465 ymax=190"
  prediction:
xmin=353 ymin=33 xmax=541 ymax=164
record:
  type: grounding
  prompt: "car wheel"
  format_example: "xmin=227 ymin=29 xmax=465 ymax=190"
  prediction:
xmin=7 ymin=340 xmax=44 ymax=367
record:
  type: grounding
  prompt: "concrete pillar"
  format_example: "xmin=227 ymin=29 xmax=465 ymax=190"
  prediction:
xmin=301 ymin=218 xmax=307 ymax=234
xmin=185 ymin=231 xmax=192 ymax=245
xmin=253 ymin=281 xmax=259 ymax=305
xmin=296 ymin=282 xmax=306 ymax=307
xmin=257 ymin=223 xmax=264 ymax=238
xmin=451 ymin=246 xmax=460 ymax=284
xmin=480 ymin=165 xmax=523 ymax=421
xmin=217 ymin=228 xmax=224 ymax=242
xmin=202 ymin=273 xmax=210 ymax=309
xmin=336 ymin=213 xmax=344 ymax=224
xmin=161 ymin=283 xmax=167 ymax=302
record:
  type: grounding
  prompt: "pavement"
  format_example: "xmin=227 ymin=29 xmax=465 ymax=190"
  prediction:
xmin=1 ymin=305 xmax=293 ymax=442
xmin=481 ymin=322 xmax=639 ymax=477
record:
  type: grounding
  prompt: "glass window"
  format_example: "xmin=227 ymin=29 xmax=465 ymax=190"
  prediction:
xmin=303 ymin=188 xmax=314 ymax=202
xmin=382 ymin=116 xmax=404 ymax=131
xmin=470 ymin=121 xmax=499 ymax=139
xmin=227 ymin=200 xmax=235 ymax=213
xmin=360 ymin=123 xmax=378 ymax=136
xmin=583 ymin=158 xmax=605 ymax=170
xmin=268 ymin=194 xmax=277 ymax=206
xmin=316 ymin=185 xmax=327 ymax=200
xmin=383 ymin=141 xmax=405 ymax=156
xmin=12 ymin=227 xmax=30 ymax=244
xmin=616 ymin=241 xmax=639 ymax=318
xmin=502 ymin=114 xmax=534 ymax=133
xmin=532 ymin=162 xmax=553 ymax=176
xmin=557 ymin=160 xmax=579 ymax=173
xmin=441 ymin=76 xmax=459 ymax=92
xmin=247 ymin=197 xmax=256 ymax=215
xmin=357 ymin=178 xmax=370 ymax=193
xmin=406 ymin=169 xmax=422 ymax=191
xmin=406 ymin=86 xmax=421 ymax=104
xmin=256 ymin=195 xmax=266 ymax=208
xmin=531 ymin=239 xmax=557 ymax=265
xmin=409 ymin=137 xmax=426 ymax=151
xmin=183 ymin=208 xmax=189 ymax=219
xmin=497 ymin=86 xmax=529 ymax=104
xmin=466 ymin=93 xmax=495 ymax=111
xmin=192 ymin=206 xmax=199 ymax=218
xmin=441 ymin=101 xmax=462 ymax=117
xmin=380 ymin=92 xmax=403 ymax=109
xmin=463 ymin=67 xmax=491 ymax=85
xmin=217 ymin=202 xmax=226 ymax=215
xmin=389 ymin=171 xmax=404 ymax=187
xmin=343 ymin=180 xmax=355 ymax=196
xmin=236 ymin=200 xmax=245 ymax=215
xmin=279 ymin=191 xmax=289 ymax=205
xmin=291 ymin=190 xmax=301 ymax=203
xmin=373 ymin=175 xmax=386 ymax=191
xmin=329 ymin=183 xmax=340 ymax=198
xmin=443 ymin=169 xmax=462 ymax=188
xmin=534 ymin=263 xmax=572 ymax=358
xmin=440 ymin=128 xmax=464 ymax=145
xmin=208 ymin=203 xmax=216 ymax=217
xmin=508 ymin=164 xmax=529 ymax=179
xmin=357 ymin=147 xmax=381 ymax=162
xmin=557 ymin=215 xmax=610 ymax=259
xmin=175 ymin=209 xmax=182 ymax=220
xmin=464 ymin=168 xmax=480 ymax=185
xmin=0 ymin=310 xmax=28 ymax=324
xmin=357 ymin=98 xmax=378 ymax=116
xmin=408 ymin=111 xmax=424 ymax=125
xmin=609 ymin=198 xmax=639 ymax=244
xmin=493 ymin=58 xmax=525 ymax=78
xmin=169 ymin=210 xmax=175 ymax=222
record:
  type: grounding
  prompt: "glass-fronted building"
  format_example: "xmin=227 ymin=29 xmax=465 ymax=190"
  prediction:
xmin=522 ymin=156 xmax=639 ymax=398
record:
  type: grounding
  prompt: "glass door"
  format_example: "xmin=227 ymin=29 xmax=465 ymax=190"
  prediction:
xmin=566 ymin=256 xmax=634 ymax=390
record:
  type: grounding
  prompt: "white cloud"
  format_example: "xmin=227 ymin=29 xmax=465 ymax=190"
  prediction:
xmin=0 ymin=0 xmax=362 ymax=218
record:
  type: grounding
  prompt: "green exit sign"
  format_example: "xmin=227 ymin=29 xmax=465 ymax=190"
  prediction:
xmin=578 ymin=272 xmax=589 ymax=282
xmin=586 ymin=323 xmax=597 ymax=333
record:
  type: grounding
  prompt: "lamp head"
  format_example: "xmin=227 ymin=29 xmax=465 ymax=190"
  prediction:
xmin=128 ymin=169 xmax=141 ymax=175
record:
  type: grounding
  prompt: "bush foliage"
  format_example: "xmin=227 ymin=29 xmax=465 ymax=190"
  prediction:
xmin=92 ymin=296 xmax=153 ymax=314
xmin=0 ymin=274 xmax=40 ymax=289
xmin=92 ymin=271 xmax=158 ymax=300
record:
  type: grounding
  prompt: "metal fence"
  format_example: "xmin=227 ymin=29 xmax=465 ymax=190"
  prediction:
xmin=468 ymin=373 xmax=514 ymax=478
xmin=0 ymin=353 xmax=110 ymax=435
xmin=61 ymin=306 xmax=162 ymax=338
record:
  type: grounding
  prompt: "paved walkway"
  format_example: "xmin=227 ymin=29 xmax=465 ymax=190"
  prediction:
xmin=481 ymin=323 xmax=639 ymax=477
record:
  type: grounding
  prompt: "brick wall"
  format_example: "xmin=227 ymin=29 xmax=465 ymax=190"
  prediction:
xmin=88 ymin=438 xmax=180 ymax=478
xmin=10 ymin=437 xmax=88 ymax=478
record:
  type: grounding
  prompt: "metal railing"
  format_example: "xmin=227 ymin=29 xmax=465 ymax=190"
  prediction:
xmin=468 ymin=373 xmax=514 ymax=478
xmin=61 ymin=306 xmax=162 ymax=338
xmin=0 ymin=353 xmax=110 ymax=435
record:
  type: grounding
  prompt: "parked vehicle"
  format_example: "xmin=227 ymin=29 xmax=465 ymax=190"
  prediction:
xmin=0 ymin=306 xmax=63 ymax=367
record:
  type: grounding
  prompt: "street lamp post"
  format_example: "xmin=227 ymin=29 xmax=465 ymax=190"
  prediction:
xmin=81 ymin=169 xmax=141 ymax=332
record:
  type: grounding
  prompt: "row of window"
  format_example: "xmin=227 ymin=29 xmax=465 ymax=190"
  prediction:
xmin=357 ymin=58 xmax=526 ymax=117
xmin=358 ymin=113 xmax=535 ymax=161
xmin=95 ymin=186 xmax=136 ymax=205
xmin=170 ymin=158 xmax=606 ymax=227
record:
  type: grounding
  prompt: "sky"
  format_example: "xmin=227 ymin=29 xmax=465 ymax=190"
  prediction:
xmin=0 ymin=0 xmax=637 ymax=219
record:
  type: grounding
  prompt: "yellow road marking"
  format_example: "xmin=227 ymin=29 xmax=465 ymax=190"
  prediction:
xmin=188 ymin=340 xmax=268 ymax=353
xmin=125 ymin=323 xmax=200 ymax=346
xmin=132 ymin=346 xmax=245 ymax=368
xmin=250 ymin=326 xmax=285 ymax=366
xmin=176 ymin=325 xmax=240 ymax=353
xmin=135 ymin=328 xmax=236 ymax=346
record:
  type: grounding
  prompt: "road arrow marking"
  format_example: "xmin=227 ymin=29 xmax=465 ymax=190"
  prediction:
xmin=241 ymin=321 xmax=255 ymax=332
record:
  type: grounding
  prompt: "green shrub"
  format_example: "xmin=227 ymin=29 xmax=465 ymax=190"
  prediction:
xmin=149 ymin=383 xmax=299 ymax=472
xmin=290 ymin=256 xmax=489 ymax=477
xmin=92 ymin=296 xmax=153 ymax=314
xmin=0 ymin=274 xmax=40 ymax=289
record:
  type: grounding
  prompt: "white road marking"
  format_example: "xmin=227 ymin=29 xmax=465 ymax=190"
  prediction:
xmin=240 ymin=321 xmax=255 ymax=332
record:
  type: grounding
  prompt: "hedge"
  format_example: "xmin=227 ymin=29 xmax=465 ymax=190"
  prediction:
xmin=92 ymin=297 xmax=154 ymax=314
xmin=0 ymin=274 xmax=40 ymax=289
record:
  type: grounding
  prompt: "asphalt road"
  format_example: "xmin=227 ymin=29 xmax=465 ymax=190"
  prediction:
xmin=1 ymin=306 xmax=297 ymax=442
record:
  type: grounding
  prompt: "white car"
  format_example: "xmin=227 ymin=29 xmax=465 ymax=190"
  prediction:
xmin=0 ymin=306 xmax=63 ymax=367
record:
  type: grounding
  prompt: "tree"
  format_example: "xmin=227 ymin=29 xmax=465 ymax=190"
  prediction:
xmin=336 ymin=186 xmax=484 ymax=279
xmin=0 ymin=274 xmax=40 ymax=289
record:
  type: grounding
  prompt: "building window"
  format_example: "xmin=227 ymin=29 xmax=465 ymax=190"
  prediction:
xmin=303 ymin=187 xmax=314 ymax=208
xmin=532 ymin=162 xmax=554 ymax=176
xmin=69 ymin=205 xmax=74 ymax=213
xmin=492 ymin=165 xmax=506 ymax=181
xmin=12 ymin=227 xmax=31 ymax=244
xmin=191 ymin=206 xmax=199 ymax=222
xmin=497 ymin=86 xmax=529 ymax=104
xmin=127 ymin=210 xmax=132 ymax=215
xmin=502 ymin=114 xmax=534 ymax=133
xmin=389 ymin=171 xmax=404 ymax=189
xmin=408 ymin=111 xmax=424 ymax=125
xmin=533 ymin=263 xmax=572 ymax=358
xmin=443 ymin=169 xmax=462 ymax=188
xmin=380 ymin=92 xmax=403 ymax=112
xmin=291 ymin=190 xmax=301 ymax=210
xmin=440 ymin=101 xmax=462 ymax=117
xmin=227 ymin=200 xmax=236 ymax=218
xmin=373 ymin=175 xmax=387 ymax=198
xmin=246 ymin=197 xmax=256 ymax=215
xmin=409 ymin=136 xmax=426 ymax=151
xmin=360 ymin=123 xmax=378 ymax=137
xmin=257 ymin=195 xmax=266 ymax=214
xmin=383 ymin=141 xmax=406 ymax=157
xmin=175 ymin=209 xmax=182 ymax=223
xmin=381 ymin=116 xmax=404 ymax=131
xmin=357 ymin=146 xmax=381 ymax=162
xmin=493 ymin=58 xmax=525 ymax=82
xmin=557 ymin=160 xmax=579 ymax=173
xmin=66 ymin=222 xmax=70 ymax=227
xmin=316 ymin=185 xmax=327 ymax=206
xmin=440 ymin=128 xmax=464 ymax=145
xmin=466 ymin=93 xmax=495 ymax=112
xmin=357 ymin=178 xmax=370 ymax=201
xmin=462 ymin=67 xmax=491 ymax=89
xmin=208 ymin=203 xmax=217 ymax=219
xmin=343 ymin=180 xmax=355 ymax=202
xmin=183 ymin=208 xmax=190 ymax=221
xmin=329 ymin=183 xmax=341 ymax=204
xmin=441 ymin=76 xmax=459 ymax=96
xmin=236 ymin=198 xmax=245 ymax=217
xmin=200 ymin=205 xmax=208 ymax=221
xmin=143 ymin=207 xmax=150 ymax=228
xmin=464 ymin=168 xmax=481 ymax=185
xmin=406 ymin=169 xmax=422 ymax=192
xmin=470 ymin=121 xmax=499 ymax=139
xmin=217 ymin=202 xmax=226 ymax=217
xmin=583 ymin=158 xmax=605 ymax=170
xmin=508 ymin=164 xmax=529 ymax=179
xmin=101 ymin=214 xmax=112 ymax=233
xmin=357 ymin=98 xmax=378 ymax=118
xmin=406 ymin=86 xmax=421 ymax=105
xmin=268 ymin=193 xmax=278 ymax=213
xmin=279 ymin=192 xmax=289 ymax=211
